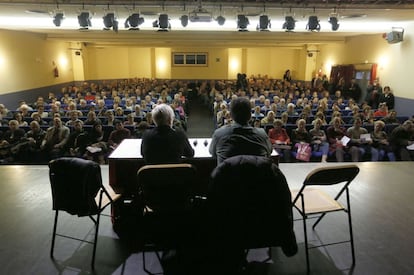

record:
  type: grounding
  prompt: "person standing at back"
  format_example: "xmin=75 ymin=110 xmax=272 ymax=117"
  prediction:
xmin=209 ymin=97 xmax=272 ymax=164
xmin=141 ymin=103 xmax=194 ymax=164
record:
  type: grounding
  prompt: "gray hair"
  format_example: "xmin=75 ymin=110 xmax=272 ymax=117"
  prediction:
xmin=152 ymin=103 xmax=174 ymax=127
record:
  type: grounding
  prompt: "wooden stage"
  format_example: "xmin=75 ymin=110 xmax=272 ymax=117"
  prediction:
xmin=0 ymin=161 xmax=413 ymax=274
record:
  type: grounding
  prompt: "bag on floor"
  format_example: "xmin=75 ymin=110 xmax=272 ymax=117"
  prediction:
xmin=296 ymin=143 xmax=311 ymax=162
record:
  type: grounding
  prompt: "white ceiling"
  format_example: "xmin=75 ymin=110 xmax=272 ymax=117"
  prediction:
xmin=0 ymin=0 xmax=413 ymax=48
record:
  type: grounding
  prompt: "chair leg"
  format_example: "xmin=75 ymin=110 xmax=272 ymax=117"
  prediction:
xmin=346 ymin=191 xmax=356 ymax=266
xmin=303 ymin=215 xmax=310 ymax=274
xmin=312 ymin=212 xmax=326 ymax=229
xmin=50 ymin=210 xmax=59 ymax=258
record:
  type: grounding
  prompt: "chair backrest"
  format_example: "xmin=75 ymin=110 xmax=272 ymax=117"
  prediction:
xmin=208 ymin=155 xmax=297 ymax=256
xmin=137 ymin=163 xmax=197 ymax=212
xmin=49 ymin=157 xmax=102 ymax=216
xmin=303 ymin=164 xmax=360 ymax=186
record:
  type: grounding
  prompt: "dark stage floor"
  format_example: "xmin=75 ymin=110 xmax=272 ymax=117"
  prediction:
xmin=1 ymin=162 xmax=413 ymax=274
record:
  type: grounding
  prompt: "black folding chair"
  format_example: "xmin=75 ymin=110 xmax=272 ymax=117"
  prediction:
xmin=291 ymin=164 xmax=360 ymax=273
xmin=49 ymin=157 xmax=120 ymax=269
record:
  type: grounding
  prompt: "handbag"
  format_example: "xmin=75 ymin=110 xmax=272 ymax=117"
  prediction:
xmin=296 ymin=142 xmax=311 ymax=162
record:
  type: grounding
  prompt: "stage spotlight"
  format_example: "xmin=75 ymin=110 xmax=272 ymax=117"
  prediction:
xmin=216 ymin=15 xmax=226 ymax=26
xmin=329 ymin=16 xmax=339 ymax=31
xmin=257 ymin=15 xmax=270 ymax=31
xmin=125 ymin=13 xmax=144 ymax=30
xmin=180 ymin=15 xmax=189 ymax=27
xmin=282 ymin=16 xmax=296 ymax=31
xmin=153 ymin=14 xmax=170 ymax=31
xmin=237 ymin=14 xmax=249 ymax=31
xmin=306 ymin=15 xmax=320 ymax=31
xmin=78 ymin=11 xmax=92 ymax=29
xmin=53 ymin=12 xmax=64 ymax=27
xmin=103 ymin=12 xmax=118 ymax=32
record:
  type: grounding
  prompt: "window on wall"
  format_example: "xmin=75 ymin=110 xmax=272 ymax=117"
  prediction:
xmin=172 ymin=53 xmax=208 ymax=66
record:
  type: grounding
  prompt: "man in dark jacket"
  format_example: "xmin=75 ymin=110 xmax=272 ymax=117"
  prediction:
xmin=209 ymin=97 xmax=272 ymax=164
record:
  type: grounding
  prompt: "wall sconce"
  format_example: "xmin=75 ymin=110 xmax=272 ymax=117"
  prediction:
xmin=125 ymin=13 xmax=144 ymax=30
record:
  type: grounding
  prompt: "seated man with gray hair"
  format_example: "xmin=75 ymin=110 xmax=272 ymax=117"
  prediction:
xmin=141 ymin=103 xmax=194 ymax=164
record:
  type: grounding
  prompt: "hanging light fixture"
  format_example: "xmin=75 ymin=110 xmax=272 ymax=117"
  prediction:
xmin=125 ymin=13 xmax=144 ymax=30
xmin=307 ymin=15 xmax=320 ymax=32
xmin=257 ymin=15 xmax=271 ymax=31
xmin=103 ymin=12 xmax=118 ymax=32
xmin=78 ymin=11 xmax=92 ymax=30
xmin=237 ymin=14 xmax=249 ymax=31
xmin=282 ymin=16 xmax=296 ymax=31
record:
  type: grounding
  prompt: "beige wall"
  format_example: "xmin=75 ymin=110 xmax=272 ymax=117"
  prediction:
xmin=1 ymin=27 xmax=414 ymax=101
xmin=317 ymin=24 xmax=414 ymax=100
xmin=0 ymin=29 xmax=73 ymax=95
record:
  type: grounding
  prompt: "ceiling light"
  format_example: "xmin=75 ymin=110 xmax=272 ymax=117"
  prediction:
xmin=257 ymin=15 xmax=271 ymax=31
xmin=216 ymin=15 xmax=226 ymax=26
xmin=307 ymin=15 xmax=320 ymax=32
xmin=153 ymin=14 xmax=170 ymax=31
xmin=78 ymin=11 xmax=91 ymax=30
xmin=282 ymin=16 xmax=296 ymax=31
xmin=237 ymin=14 xmax=249 ymax=31
xmin=329 ymin=16 xmax=340 ymax=31
xmin=125 ymin=13 xmax=144 ymax=30
xmin=103 ymin=12 xmax=118 ymax=32
xmin=53 ymin=12 xmax=64 ymax=27
xmin=180 ymin=15 xmax=189 ymax=27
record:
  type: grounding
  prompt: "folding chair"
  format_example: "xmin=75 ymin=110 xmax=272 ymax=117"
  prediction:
xmin=137 ymin=163 xmax=197 ymax=275
xmin=49 ymin=157 xmax=120 ymax=269
xmin=291 ymin=164 xmax=360 ymax=273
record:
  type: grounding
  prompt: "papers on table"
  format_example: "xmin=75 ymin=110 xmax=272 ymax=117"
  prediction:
xmin=407 ymin=143 xmax=414 ymax=150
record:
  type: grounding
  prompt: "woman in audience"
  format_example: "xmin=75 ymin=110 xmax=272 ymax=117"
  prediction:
xmin=370 ymin=120 xmax=396 ymax=161
xmin=14 ymin=112 xmax=28 ymax=127
xmin=327 ymin=116 xmax=347 ymax=162
xmin=268 ymin=119 xmax=291 ymax=162
xmin=260 ymin=111 xmax=276 ymax=127
xmin=310 ymin=118 xmax=329 ymax=162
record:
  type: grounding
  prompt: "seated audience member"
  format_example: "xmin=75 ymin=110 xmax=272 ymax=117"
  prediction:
xmin=373 ymin=102 xmax=388 ymax=117
xmin=41 ymin=116 xmax=70 ymax=160
xmin=346 ymin=117 xmax=371 ymax=162
xmin=0 ymin=120 xmax=26 ymax=162
xmin=310 ymin=118 xmax=329 ymax=162
xmin=65 ymin=110 xmax=82 ymax=127
xmin=260 ymin=111 xmax=276 ymax=127
xmin=108 ymin=120 xmax=131 ymax=151
xmin=268 ymin=119 xmax=292 ymax=163
xmin=14 ymin=112 xmax=28 ymax=127
xmin=132 ymin=105 xmax=146 ymax=119
xmin=31 ymin=104 xmax=48 ymax=119
xmin=252 ymin=105 xmax=264 ymax=119
xmin=291 ymin=118 xmax=312 ymax=161
xmin=65 ymin=120 xmax=89 ymax=157
xmin=16 ymin=120 xmax=46 ymax=161
xmin=141 ymin=103 xmax=194 ymax=164
xmin=209 ymin=97 xmax=272 ymax=165
xmin=0 ymin=104 xmax=11 ymax=124
xmin=327 ymin=116 xmax=347 ymax=162
xmin=379 ymin=85 xmax=395 ymax=110
xmin=123 ymin=113 xmax=137 ymax=127
xmin=390 ymin=120 xmax=414 ymax=161
xmin=371 ymin=120 xmax=396 ymax=161
xmin=84 ymin=121 xmax=108 ymax=164
xmin=19 ymin=104 xmax=32 ymax=118
xmin=382 ymin=110 xmax=400 ymax=124
xmin=104 ymin=110 xmax=116 ymax=126
xmin=134 ymin=121 xmax=150 ymax=138
xmin=83 ymin=110 xmax=101 ymax=126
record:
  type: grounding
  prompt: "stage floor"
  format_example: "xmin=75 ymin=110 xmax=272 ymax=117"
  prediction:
xmin=1 ymin=161 xmax=413 ymax=275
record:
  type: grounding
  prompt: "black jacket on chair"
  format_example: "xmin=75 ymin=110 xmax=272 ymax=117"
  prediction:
xmin=208 ymin=155 xmax=298 ymax=257
xmin=49 ymin=157 xmax=101 ymax=216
